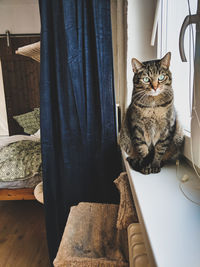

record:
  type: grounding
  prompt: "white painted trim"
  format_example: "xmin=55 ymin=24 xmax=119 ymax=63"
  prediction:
xmin=157 ymin=0 xmax=168 ymax=57
xmin=126 ymin=0 xmax=157 ymax=106
xmin=151 ymin=0 xmax=161 ymax=46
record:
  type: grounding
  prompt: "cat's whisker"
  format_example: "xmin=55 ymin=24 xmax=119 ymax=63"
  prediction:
xmin=134 ymin=94 xmax=145 ymax=103
xmin=133 ymin=92 xmax=145 ymax=102
xmin=134 ymin=95 xmax=145 ymax=101
xmin=133 ymin=90 xmax=144 ymax=98
xmin=138 ymin=93 xmax=147 ymax=103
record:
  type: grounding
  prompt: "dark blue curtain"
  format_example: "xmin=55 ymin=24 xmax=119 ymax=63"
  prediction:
xmin=39 ymin=0 xmax=122 ymax=263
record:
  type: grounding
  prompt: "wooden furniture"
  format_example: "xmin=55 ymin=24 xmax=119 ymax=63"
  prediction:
xmin=0 ymin=36 xmax=40 ymax=135
xmin=0 ymin=188 xmax=35 ymax=200
xmin=0 ymin=37 xmax=41 ymax=200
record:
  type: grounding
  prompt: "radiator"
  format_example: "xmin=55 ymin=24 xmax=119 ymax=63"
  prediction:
xmin=128 ymin=223 xmax=150 ymax=267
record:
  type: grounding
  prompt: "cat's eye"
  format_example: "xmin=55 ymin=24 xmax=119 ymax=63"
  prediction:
xmin=143 ymin=77 xmax=150 ymax=83
xmin=158 ymin=74 xmax=165 ymax=81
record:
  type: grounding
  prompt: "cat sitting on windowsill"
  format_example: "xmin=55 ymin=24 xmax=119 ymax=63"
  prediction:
xmin=119 ymin=52 xmax=184 ymax=175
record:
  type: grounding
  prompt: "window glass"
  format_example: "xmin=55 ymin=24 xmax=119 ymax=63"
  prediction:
xmin=158 ymin=0 xmax=197 ymax=133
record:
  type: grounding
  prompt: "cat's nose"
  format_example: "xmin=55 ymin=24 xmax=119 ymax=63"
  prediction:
xmin=152 ymin=81 xmax=158 ymax=91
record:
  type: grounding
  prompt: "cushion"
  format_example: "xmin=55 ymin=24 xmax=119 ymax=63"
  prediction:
xmin=34 ymin=107 xmax=40 ymax=124
xmin=15 ymin=41 xmax=40 ymax=62
xmin=114 ymin=172 xmax=138 ymax=229
xmin=32 ymin=129 xmax=40 ymax=138
xmin=0 ymin=140 xmax=41 ymax=181
xmin=13 ymin=108 xmax=40 ymax=135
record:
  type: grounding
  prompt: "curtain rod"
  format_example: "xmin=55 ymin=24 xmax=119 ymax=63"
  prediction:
xmin=0 ymin=33 xmax=40 ymax=38
xmin=0 ymin=31 xmax=40 ymax=46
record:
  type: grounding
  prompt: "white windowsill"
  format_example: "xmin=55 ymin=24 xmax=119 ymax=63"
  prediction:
xmin=122 ymin=151 xmax=200 ymax=267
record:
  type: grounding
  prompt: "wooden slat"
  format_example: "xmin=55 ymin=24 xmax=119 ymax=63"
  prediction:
xmin=0 ymin=36 xmax=40 ymax=135
xmin=0 ymin=188 xmax=35 ymax=200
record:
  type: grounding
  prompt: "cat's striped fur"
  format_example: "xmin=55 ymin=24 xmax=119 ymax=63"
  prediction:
xmin=119 ymin=52 xmax=184 ymax=174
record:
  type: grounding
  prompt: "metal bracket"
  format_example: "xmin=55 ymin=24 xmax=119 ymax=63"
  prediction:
xmin=5 ymin=30 xmax=10 ymax=47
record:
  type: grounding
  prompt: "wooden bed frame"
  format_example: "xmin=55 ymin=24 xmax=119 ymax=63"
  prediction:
xmin=0 ymin=36 xmax=40 ymax=136
xmin=0 ymin=36 xmax=40 ymax=201
xmin=0 ymin=188 xmax=35 ymax=201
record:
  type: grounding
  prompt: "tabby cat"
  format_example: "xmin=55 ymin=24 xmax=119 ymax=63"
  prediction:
xmin=119 ymin=52 xmax=184 ymax=174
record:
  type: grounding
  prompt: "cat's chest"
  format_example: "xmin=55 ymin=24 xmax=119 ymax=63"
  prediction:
xmin=142 ymin=107 xmax=168 ymax=144
xmin=142 ymin=107 xmax=167 ymax=123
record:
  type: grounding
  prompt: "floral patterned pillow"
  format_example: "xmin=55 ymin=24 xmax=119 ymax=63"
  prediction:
xmin=34 ymin=107 xmax=40 ymax=124
xmin=13 ymin=108 xmax=40 ymax=135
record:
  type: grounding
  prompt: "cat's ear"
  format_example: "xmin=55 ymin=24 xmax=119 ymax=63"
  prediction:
xmin=131 ymin=58 xmax=144 ymax=73
xmin=160 ymin=52 xmax=171 ymax=69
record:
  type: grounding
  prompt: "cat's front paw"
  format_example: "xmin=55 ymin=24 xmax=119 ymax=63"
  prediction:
xmin=140 ymin=165 xmax=152 ymax=175
xmin=151 ymin=160 xmax=161 ymax=174
xmin=151 ymin=167 xmax=161 ymax=173
xmin=140 ymin=165 xmax=161 ymax=174
xmin=126 ymin=157 xmax=140 ymax=171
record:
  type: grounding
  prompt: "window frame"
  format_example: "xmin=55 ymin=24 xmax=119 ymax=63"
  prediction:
xmin=157 ymin=0 xmax=200 ymax=168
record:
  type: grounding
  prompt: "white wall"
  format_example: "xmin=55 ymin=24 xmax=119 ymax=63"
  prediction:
xmin=126 ymin=0 xmax=157 ymax=105
xmin=0 ymin=0 xmax=40 ymax=135
xmin=0 ymin=0 xmax=40 ymax=34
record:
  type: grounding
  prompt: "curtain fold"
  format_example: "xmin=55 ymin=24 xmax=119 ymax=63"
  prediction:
xmin=39 ymin=0 xmax=122 ymax=263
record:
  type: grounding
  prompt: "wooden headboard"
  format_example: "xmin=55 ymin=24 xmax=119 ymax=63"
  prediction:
xmin=0 ymin=36 xmax=40 ymax=135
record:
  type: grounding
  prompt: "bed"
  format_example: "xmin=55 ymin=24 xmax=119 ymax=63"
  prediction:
xmin=0 ymin=132 xmax=42 ymax=200
xmin=0 ymin=37 xmax=42 ymax=200
xmin=0 ymin=105 xmax=41 ymax=200
xmin=0 ymin=136 xmax=41 ymax=200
